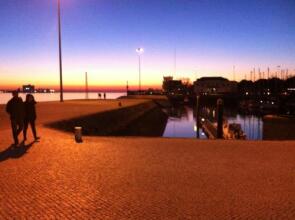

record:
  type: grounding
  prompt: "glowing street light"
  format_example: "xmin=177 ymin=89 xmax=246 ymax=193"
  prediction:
xmin=136 ymin=48 xmax=144 ymax=93
xmin=58 ymin=0 xmax=64 ymax=102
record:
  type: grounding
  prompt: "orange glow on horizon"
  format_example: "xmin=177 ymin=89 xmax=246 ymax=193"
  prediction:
xmin=0 ymin=83 xmax=162 ymax=92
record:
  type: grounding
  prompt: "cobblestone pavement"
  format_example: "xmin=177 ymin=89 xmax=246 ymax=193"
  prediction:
xmin=1 ymin=127 xmax=295 ymax=219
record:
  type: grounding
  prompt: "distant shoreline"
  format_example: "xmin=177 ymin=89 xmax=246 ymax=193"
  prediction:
xmin=0 ymin=92 xmax=126 ymax=105
xmin=0 ymin=90 xmax=128 ymax=93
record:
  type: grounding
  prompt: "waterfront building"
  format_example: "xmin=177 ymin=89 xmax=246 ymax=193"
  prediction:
xmin=22 ymin=84 xmax=35 ymax=93
xmin=286 ymin=76 xmax=295 ymax=94
xmin=193 ymin=77 xmax=237 ymax=95
xmin=35 ymin=88 xmax=55 ymax=93
xmin=162 ymin=76 xmax=185 ymax=95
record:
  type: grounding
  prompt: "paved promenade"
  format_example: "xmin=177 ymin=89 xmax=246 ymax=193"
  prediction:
xmin=0 ymin=99 xmax=147 ymax=130
xmin=0 ymin=100 xmax=295 ymax=219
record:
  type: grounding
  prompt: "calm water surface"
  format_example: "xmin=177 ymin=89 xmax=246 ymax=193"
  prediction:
xmin=163 ymin=107 xmax=207 ymax=139
xmin=163 ymin=106 xmax=263 ymax=140
xmin=0 ymin=92 xmax=125 ymax=104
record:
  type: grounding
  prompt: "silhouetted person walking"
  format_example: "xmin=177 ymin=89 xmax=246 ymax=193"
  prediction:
xmin=23 ymin=94 xmax=39 ymax=141
xmin=6 ymin=91 xmax=24 ymax=146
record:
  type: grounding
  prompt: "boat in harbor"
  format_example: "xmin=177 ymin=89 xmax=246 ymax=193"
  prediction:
xmin=223 ymin=121 xmax=247 ymax=140
xmin=201 ymin=119 xmax=247 ymax=140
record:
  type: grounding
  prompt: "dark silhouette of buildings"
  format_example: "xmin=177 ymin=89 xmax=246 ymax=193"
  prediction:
xmin=22 ymin=85 xmax=35 ymax=93
xmin=193 ymin=77 xmax=237 ymax=96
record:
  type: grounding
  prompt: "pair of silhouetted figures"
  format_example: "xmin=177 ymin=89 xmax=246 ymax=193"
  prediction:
xmin=6 ymin=91 xmax=40 ymax=146
xmin=98 ymin=93 xmax=106 ymax=99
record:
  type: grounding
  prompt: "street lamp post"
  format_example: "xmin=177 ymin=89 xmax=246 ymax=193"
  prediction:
xmin=58 ymin=0 xmax=64 ymax=102
xmin=136 ymin=48 xmax=144 ymax=93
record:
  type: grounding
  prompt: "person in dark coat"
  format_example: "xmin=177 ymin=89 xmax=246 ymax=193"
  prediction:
xmin=23 ymin=94 xmax=40 ymax=141
xmin=6 ymin=91 xmax=24 ymax=146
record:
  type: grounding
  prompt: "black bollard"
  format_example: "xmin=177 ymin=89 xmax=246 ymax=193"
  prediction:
xmin=216 ymin=99 xmax=224 ymax=139
xmin=74 ymin=126 xmax=83 ymax=143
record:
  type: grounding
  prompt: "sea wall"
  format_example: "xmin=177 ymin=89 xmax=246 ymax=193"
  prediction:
xmin=46 ymin=100 xmax=168 ymax=136
xmin=119 ymin=95 xmax=171 ymax=108
xmin=112 ymin=105 xmax=168 ymax=136
xmin=263 ymin=115 xmax=295 ymax=140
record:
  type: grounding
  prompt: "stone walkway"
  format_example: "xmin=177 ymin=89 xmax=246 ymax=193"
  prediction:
xmin=1 ymin=127 xmax=295 ymax=219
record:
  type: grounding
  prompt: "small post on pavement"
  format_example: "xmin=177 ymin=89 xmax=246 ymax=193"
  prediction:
xmin=217 ymin=99 xmax=224 ymax=139
xmin=74 ymin=126 xmax=83 ymax=143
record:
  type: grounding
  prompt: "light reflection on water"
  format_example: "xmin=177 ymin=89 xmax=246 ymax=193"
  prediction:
xmin=163 ymin=106 xmax=207 ymax=139
xmin=163 ymin=106 xmax=263 ymax=140
xmin=227 ymin=114 xmax=263 ymax=140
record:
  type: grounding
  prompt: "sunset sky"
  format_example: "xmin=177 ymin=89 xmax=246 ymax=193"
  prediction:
xmin=0 ymin=0 xmax=295 ymax=90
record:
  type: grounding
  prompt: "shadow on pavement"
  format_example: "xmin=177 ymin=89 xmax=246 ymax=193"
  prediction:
xmin=0 ymin=141 xmax=35 ymax=163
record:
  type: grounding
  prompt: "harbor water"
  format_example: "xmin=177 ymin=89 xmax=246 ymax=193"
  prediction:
xmin=163 ymin=106 xmax=263 ymax=140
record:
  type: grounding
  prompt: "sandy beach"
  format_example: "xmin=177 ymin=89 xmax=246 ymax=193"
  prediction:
xmin=0 ymin=100 xmax=295 ymax=219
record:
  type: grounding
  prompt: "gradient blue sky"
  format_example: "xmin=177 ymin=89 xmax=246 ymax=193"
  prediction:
xmin=0 ymin=0 xmax=294 ymax=89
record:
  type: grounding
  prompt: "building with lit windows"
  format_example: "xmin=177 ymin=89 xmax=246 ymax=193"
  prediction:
xmin=193 ymin=77 xmax=237 ymax=95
